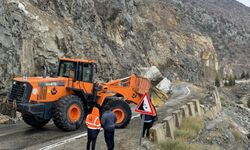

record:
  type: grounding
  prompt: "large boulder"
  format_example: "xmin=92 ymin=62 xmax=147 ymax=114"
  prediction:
xmin=141 ymin=66 xmax=163 ymax=82
xmin=156 ymin=78 xmax=172 ymax=93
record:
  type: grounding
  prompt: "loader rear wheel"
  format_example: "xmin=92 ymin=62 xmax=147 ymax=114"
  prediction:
xmin=103 ymin=98 xmax=132 ymax=128
xmin=52 ymin=96 xmax=84 ymax=131
xmin=22 ymin=114 xmax=50 ymax=128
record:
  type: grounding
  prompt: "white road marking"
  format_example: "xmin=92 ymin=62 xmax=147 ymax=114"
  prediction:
xmin=0 ymin=131 xmax=20 ymax=137
xmin=131 ymin=114 xmax=140 ymax=119
xmin=39 ymin=114 xmax=141 ymax=150
xmin=39 ymin=133 xmax=87 ymax=150
xmin=177 ymin=85 xmax=190 ymax=99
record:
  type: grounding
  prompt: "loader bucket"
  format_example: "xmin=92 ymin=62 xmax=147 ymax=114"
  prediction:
xmin=0 ymin=98 xmax=17 ymax=118
xmin=150 ymin=87 xmax=168 ymax=107
xmin=134 ymin=76 xmax=151 ymax=95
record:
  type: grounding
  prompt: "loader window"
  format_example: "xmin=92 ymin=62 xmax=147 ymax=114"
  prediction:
xmin=59 ymin=61 xmax=76 ymax=78
xmin=81 ymin=63 xmax=93 ymax=82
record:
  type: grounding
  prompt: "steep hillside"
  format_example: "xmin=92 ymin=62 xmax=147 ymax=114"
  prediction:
xmin=175 ymin=0 xmax=250 ymax=74
xmin=0 ymin=0 xmax=219 ymax=96
xmin=185 ymin=0 xmax=250 ymax=31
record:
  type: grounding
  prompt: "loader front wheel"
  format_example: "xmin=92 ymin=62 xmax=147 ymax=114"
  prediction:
xmin=103 ymin=98 xmax=132 ymax=128
xmin=52 ymin=96 xmax=84 ymax=131
xmin=22 ymin=114 xmax=50 ymax=128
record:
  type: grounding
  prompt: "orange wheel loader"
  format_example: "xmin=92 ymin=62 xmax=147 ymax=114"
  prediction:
xmin=1 ymin=58 xmax=151 ymax=131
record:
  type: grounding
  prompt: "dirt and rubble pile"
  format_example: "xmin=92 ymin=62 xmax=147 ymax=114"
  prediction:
xmin=0 ymin=112 xmax=22 ymax=124
xmin=0 ymin=114 xmax=11 ymax=124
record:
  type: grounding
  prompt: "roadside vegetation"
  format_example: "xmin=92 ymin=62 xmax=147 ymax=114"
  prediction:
xmin=228 ymin=121 xmax=243 ymax=141
xmin=221 ymin=70 xmax=250 ymax=87
xmin=223 ymin=75 xmax=236 ymax=86
xmin=230 ymin=129 xmax=243 ymax=141
xmin=220 ymin=95 xmax=226 ymax=107
xmin=215 ymin=75 xmax=220 ymax=87
xmin=240 ymin=71 xmax=250 ymax=80
xmin=174 ymin=117 xmax=203 ymax=140
xmin=160 ymin=139 xmax=198 ymax=150
xmin=160 ymin=117 xmax=203 ymax=150
xmin=247 ymin=97 xmax=250 ymax=108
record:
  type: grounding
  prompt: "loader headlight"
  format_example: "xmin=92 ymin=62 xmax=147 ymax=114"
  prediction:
xmin=13 ymin=81 xmax=16 ymax=85
xmin=23 ymin=83 xmax=27 ymax=87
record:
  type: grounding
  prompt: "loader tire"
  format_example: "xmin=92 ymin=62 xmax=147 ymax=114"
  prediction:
xmin=22 ymin=114 xmax=50 ymax=128
xmin=103 ymin=98 xmax=132 ymax=128
xmin=52 ymin=95 xmax=84 ymax=131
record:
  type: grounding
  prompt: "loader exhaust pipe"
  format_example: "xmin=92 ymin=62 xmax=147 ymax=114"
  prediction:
xmin=43 ymin=65 xmax=47 ymax=78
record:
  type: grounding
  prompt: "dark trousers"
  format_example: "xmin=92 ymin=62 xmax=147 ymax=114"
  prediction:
xmin=87 ymin=128 xmax=100 ymax=150
xmin=104 ymin=129 xmax=115 ymax=150
xmin=143 ymin=122 xmax=153 ymax=138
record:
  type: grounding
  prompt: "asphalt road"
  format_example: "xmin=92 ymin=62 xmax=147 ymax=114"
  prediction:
xmin=0 ymin=82 xmax=192 ymax=150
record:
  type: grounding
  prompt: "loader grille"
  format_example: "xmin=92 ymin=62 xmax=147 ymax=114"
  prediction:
xmin=8 ymin=81 xmax=32 ymax=104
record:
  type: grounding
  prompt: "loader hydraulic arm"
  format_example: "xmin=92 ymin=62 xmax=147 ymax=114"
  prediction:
xmin=96 ymin=74 xmax=151 ymax=105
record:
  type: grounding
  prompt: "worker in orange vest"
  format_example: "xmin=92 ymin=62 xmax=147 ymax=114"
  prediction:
xmin=85 ymin=107 xmax=101 ymax=150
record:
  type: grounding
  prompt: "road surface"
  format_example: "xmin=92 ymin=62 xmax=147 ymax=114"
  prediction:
xmin=0 ymin=82 xmax=193 ymax=150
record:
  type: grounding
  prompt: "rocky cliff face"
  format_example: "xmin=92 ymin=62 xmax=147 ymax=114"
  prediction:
xmin=178 ymin=0 xmax=250 ymax=75
xmin=0 ymin=0 xmax=230 ymax=96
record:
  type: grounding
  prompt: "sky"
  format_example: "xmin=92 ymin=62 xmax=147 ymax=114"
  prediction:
xmin=236 ymin=0 xmax=250 ymax=7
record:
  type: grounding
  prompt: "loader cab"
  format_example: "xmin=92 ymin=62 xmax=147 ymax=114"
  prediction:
xmin=58 ymin=58 xmax=96 ymax=83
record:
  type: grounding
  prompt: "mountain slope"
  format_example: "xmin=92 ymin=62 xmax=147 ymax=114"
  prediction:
xmin=173 ymin=0 xmax=250 ymax=74
xmin=0 ymin=0 xmax=221 ymax=96
xmin=1 ymin=0 xmax=249 ymax=96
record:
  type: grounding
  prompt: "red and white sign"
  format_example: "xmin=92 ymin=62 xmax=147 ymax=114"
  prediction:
xmin=134 ymin=93 xmax=156 ymax=116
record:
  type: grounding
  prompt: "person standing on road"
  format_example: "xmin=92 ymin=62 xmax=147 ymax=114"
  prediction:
xmin=85 ymin=107 xmax=101 ymax=150
xmin=141 ymin=113 xmax=158 ymax=138
xmin=101 ymin=105 xmax=117 ymax=150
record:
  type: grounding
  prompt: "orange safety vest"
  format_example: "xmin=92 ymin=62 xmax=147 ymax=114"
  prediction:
xmin=85 ymin=107 xmax=101 ymax=130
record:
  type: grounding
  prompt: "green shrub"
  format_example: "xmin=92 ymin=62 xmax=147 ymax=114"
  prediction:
xmin=228 ymin=120 xmax=243 ymax=141
xmin=240 ymin=71 xmax=245 ymax=79
xmin=231 ymin=129 xmax=243 ymax=141
xmin=224 ymin=81 xmax=229 ymax=86
xmin=215 ymin=75 xmax=220 ymax=87
xmin=160 ymin=139 xmax=198 ymax=150
xmin=220 ymin=96 xmax=226 ymax=107
xmin=247 ymin=97 xmax=250 ymax=108
xmin=234 ymin=75 xmax=238 ymax=80
xmin=160 ymin=118 xmax=204 ymax=150
xmin=224 ymin=75 xmax=236 ymax=86
xmin=174 ymin=129 xmax=196 ymax=140
xmin=246 ymin=72 xmax=250 ymax=79
xmin=181 ymin=117 xmax=203 ymax=132
xmin=174 ymin=117 xmax=203 ymax=140
xmin=228 ymin=76 xmax=233 ymax=86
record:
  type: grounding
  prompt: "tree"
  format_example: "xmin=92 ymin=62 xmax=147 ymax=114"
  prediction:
xmin=245 ymin=72 xmax=250 ymax=79
xmin=229 ymin=76 xmax=232 ymax=86
xmin=228 ymin=76 xmax=235 ymax=86
xmin=232 ymin=76 xmax=236 ymax=85
xmin=234 ymin=75 xmax=238 ymax=80
xmin=240 ymin=71 xmax=245 ymax=79
xmin=224 ymin=81 xmax=228 ymax=86
xmin=248 ymin=97 xmax=250 ymax=108
xmin=215 ymin=75 xmax=220 ymax=87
